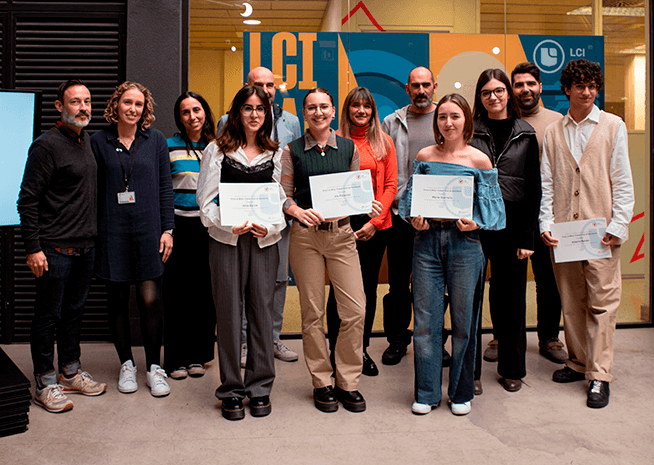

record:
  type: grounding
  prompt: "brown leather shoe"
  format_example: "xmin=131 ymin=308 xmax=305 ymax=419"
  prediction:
xmin=499 ymin=378 xmax=522 ymax=392
xmin=539 ymin=338 xmax=568 ymax=364
xmin=474 ymin=380 xmax=483 ymax=395
xmin=483 ymin=339 xmax=498 ymax=362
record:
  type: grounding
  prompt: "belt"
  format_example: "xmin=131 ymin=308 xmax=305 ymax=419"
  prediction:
xmin=427 ymin=219 xmax=457 ymax=230
xmin=299 ymin=217 xmax=350 ymax=230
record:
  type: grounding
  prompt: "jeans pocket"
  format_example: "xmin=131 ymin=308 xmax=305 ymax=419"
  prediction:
xmin=461 ymin=229 xmax=481 ymax=243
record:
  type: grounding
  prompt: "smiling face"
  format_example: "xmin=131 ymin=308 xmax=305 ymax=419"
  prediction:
xmin=179 ymin=97 xmax=205 ymax=139
xmin=55 ymin=85 xmax=91 ymax=132
xmin=436 ymin=101 xmax=465 ymax=142
xmin=406 ymin=67 xmax=436 ymax=112
xmin=117 ymin=88 xmax=145 ymax=127
xmin=565 ymin=81 xmax=598 ymax=119
xmin=303 ymin=91 xmax=335 ymax=134
xmin=240 ymin=93 xmax=266 ymax=137
xmin=480 ymin=78 xmax=509 ymax=119
xmin=512 ymin=73 xmax=542 ymax=111
xmin=348 ymin=99 xmax=372 ymax=127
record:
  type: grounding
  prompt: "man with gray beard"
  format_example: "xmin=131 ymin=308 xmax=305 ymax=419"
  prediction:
xmin=18 ymin=79 xmax=106 ymax=413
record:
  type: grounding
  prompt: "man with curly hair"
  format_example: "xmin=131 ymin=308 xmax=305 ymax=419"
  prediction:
xmin=18 ymin=79 xmax=107 ymax=413
xmin=539 ymin=59 xmax=634 ymax=408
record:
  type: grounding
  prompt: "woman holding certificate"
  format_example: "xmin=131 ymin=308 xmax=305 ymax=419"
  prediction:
xmin=280 ymin=88 xmax=381 ymax=414
xmin=163 ymin=92 xmax=216 ymax=381
xmin=470 ymin=69 xmax=541 ymax=393
xmin=400 ymin=93 xmax=505 ymax=416
xmin=91 ymin=82 xmax=174 ymax=398
xmin=196 ymin=85 xmax=285 ymax=421
xmin=325 ymin=87 xmax=397 ymax=377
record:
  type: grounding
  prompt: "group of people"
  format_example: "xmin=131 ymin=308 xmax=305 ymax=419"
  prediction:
xmin=17 ymin=57 xmax=633 ymax=420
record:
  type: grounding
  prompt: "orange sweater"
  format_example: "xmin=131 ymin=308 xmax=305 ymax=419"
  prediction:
xmin=342 ymin=125 xmax=397 ymax=230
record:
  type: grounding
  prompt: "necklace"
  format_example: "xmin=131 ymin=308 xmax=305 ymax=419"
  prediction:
xmin=317 ymin=143 xmax=327 ymax=156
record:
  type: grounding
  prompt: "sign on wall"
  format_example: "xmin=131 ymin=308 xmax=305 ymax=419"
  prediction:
xmin=244 ymin=32 xmax=604 ymax=128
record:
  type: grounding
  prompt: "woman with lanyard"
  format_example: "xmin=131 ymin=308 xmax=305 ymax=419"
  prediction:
xmin=325 ymin=86 xmax=397 ymax=377
xmin=400 ymin=93 xmax=505 ymax=416
xmin=196 ymin=85 xmax=285 ymax=421
xmin=163 ymin=92 xmax=216 ymax=380
xmin=91 ymin=82 xmax=174 ymax=398
xmin=470 ymin=69 xmax=541 ymax=394
xmin=280 ymin=88 xmax=381 ymax=413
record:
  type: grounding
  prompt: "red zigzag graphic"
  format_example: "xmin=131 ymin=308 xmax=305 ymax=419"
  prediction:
xmin=342 ymin=1 xmax=386 ymax=32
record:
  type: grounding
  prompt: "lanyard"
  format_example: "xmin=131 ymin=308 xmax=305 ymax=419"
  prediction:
xmin=116 ymin=136 xmax=138 ymax=192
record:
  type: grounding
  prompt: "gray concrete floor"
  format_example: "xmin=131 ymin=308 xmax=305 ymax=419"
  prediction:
xmin=1 ymin=329 xmax=653 ymax=465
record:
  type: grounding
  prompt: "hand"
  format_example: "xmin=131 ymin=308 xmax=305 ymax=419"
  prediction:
xmin=159 ymin=233 xmax=173 ymax=263
xmin=410 ymin=215 xmax=429 ymax=231
xmin=516 ymin=248 xmax=533 ymax=260
xmin=250 ymin=223 xmax=268 ymax=238
xmin=293 ymin=207 xmax=324 ymax=227
xmin=541 ymin=231 xmax=558 ymax=247
xmin=27 ymin=251 xmax=48 ymax=277
xmin=354 ymin=222 xmax=377 ymax=241
xmin=456 ymin=218 xmax=479 ymax=232
xmin=232 ymin=221 xmax=253 ymax=235
xmin=368 ymin=200 xmax=383 ymax=218
xmin=601 ymin=233 xmax=620 ymax=246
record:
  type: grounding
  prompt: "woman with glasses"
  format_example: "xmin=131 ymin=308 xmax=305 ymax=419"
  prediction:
xmin=325 ymin=87 xmax=397 ymax=377
xmin=163 ymin=92 xmax=216 ymax=381
xmin=196 ymin=85 xmax=286 ymax=421
xmin=280 ymin=88 xmax=382 ymax=413
xmin=470 ymin=69 xmax=541 ymax=393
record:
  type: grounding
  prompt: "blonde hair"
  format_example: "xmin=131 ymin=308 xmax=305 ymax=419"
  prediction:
xmin=104 ymin=81 xmax=155 ymax=129
xmin=339 ymin=87 xmax=390 ymax=160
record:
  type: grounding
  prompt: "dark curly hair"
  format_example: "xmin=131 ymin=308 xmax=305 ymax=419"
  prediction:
xmin=560 ymin=59 xmax=604 ymax=100
xmin=103 ymin=81 xmax=155 ymax=129
xmin=217 ymin=85 xmax=278 ymax=154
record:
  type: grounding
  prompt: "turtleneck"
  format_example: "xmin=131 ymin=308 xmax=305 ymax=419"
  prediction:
xmin=350 ymin=123 xmax=368 ymax=140
xmin=520 ymin=105 xmax=540 ymax=118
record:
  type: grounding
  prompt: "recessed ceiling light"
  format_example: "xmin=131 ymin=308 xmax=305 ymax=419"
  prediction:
xmin=243 ymin=19 xmax=260 ymax=25
xmin=231 ymin=46 xmax=237 ymax=52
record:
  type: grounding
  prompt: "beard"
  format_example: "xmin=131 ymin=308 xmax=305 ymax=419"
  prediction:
xmin=62 ymin=108 xmax=91 ymax=128
xmin=413 ymin=94 xmax=433 ymax=109
xmin=518 ymin=91 xmax=541 ymax=111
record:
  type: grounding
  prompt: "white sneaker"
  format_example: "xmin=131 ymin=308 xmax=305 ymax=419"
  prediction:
xmin=450 ymin=401 xmax=471 ymax=416
xmin=412 ymin=401 xmax=440 ymax=415
xmin=118 ymin=360 xmax=138 ymax=393
xmin=146 ymin=364 xmax=170 ymax=397
xmin=241 ymin=343 xmax=247 ymax=368
xmin=274 ymin=339 xmax=299 ymax=362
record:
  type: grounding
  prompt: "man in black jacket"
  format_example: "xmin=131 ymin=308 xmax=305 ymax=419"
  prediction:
xmin=17 ymin=79 xmax=107 ymax=413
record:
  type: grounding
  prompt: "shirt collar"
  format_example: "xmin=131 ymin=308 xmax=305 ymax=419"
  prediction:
xmin=55 ymin=121 xmax=85 ymax=145
xmin=564 ymin=104 xmax=600 ymax=127
xmin=303 ymin=128 xmax=338 ymax=152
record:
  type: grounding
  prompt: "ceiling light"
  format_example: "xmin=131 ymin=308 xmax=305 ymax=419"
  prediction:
xmin=231 ymin=46 xmax=237 ymax=52
xmin=243 ymin=19 xmax=260 ymax=25
xmin=241 ymin=2 xmax=253 ymax=17
xmin=567 ymin=7 xmax=645 ymax=16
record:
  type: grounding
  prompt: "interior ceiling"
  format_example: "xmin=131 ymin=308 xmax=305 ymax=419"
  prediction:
xmin=190 ymin=0 xmax=645 ymax=59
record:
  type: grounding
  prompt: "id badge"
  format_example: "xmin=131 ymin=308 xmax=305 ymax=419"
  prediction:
xmin=117 ymin=191 xmax=136 ymax=204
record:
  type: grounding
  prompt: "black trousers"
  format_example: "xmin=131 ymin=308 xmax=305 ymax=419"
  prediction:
xmin=531 ymin=232 xmax=562 ymax=341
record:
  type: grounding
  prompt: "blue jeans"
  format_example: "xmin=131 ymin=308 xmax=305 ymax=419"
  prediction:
xmin=412 ymin=222 xmax=484 ymax=405
xmin=30 ymin=247 xmax=95 ymax=388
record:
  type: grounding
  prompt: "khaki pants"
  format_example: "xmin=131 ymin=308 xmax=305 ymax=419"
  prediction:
xmin=289 ymin=221 xmax=365 ymax=391
xmin=551 ymin=246 xmax=621 ymax=382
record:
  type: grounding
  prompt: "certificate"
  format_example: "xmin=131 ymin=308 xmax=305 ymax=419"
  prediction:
xmin=550 ymin=218 xmax=612 ymax=263
xmin=410 ymin=174 xmax=474 ymax=219
xmin=219 ymin=182 xmax=284 ymax=226
xmin=309 ymin=170 xmax=374 ymax=218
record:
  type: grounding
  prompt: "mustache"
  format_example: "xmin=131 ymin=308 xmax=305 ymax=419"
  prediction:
xmin=75 ymin=110 xmax=91 ymax=118
xmin=416 ymin=94 xmax=429 ymax=100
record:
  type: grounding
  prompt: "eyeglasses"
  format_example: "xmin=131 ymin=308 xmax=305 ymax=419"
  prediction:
xmin=305 ymin=104 xmax=332 ymax=114
xmin=480 ymin=87 xmax=507 ymax=100
xmin=241 ymin=105 xmax=266 ymax=116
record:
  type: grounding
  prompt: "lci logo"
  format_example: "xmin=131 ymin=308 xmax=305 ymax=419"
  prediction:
xmin=533 ymin=39 xmax=565 ymax=74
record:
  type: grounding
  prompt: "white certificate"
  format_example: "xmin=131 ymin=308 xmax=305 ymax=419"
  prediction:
xmin=550 ymin=218 xmax=612 ymax=263
xmin=309 ymin=170 xmax=374 ymax=218
xmin=219 ymin=182 xmax=284 ymax=226
xmin=410 ymin=174 xmax=474 ymax=219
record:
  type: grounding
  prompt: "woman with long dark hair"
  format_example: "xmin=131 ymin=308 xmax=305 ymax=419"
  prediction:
xmin=196 ymin=85 xmax=285 ymax=421
xmin=91 ymin=81 xmax=174 ymax=397
xmin=325 ymin=87 xmax=397 ymax=376
xmin=163 ymin=92 xmax=216 ymax=380
xmin=470 ymin=69 xmax=541 ymax=393
xmin=281 ymin=88 xmax=381 ymax=414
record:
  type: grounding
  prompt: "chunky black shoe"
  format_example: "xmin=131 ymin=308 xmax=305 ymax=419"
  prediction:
xmin=587 ymin=380 xmax=610 ymax=409
xmin=442 ymin=348 xmax=451 ymax=367
xmin=552 ymin=366 xmax=586 ymax=383
xmin=334 ymin=386 xmax=366 ymax=412
xmin=381 ymin=342 xmax=408 ymax=365
xmin=222 ymin=397 xmax=245 ymax=421
xmin=313 ymin=386 xmax=338 ymax=413
xmin=249 ymin=396 xmax=271 ymax=417
xmin=362 ymin=351 xmax=379 ymax=376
